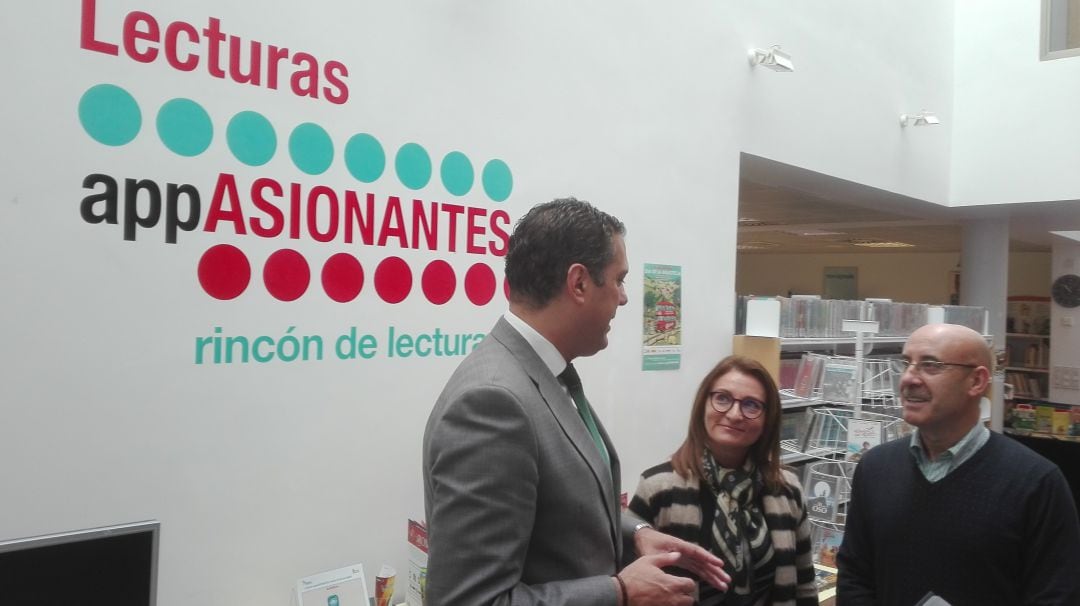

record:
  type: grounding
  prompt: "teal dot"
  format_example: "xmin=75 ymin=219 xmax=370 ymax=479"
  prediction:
xmin=395 ymin=143 xmax=432 ymax=190
xmin=157 ymin=98 xmax=213 ymax=157
xmin=289 ymin=122 xmax=334 ymax=175
xmin=78 ymin=84 xmax=141 ymax=146
xmin=227 ymin=111 xmax=276 ymax=166
xmin=482 ymin=159 xmax=513 ymax=202
xmin=344 ymin=133 xmax=385 ymax=183
xmin=440 ymin=151 xmax=474 ymax=196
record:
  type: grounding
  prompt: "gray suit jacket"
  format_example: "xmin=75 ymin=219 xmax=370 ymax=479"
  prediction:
xmin=423 ymin=317 xmax=637 ymax=606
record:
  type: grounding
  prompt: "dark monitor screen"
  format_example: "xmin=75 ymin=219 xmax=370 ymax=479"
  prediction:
xmin=0 ymin=520 xmax=159 ymax=606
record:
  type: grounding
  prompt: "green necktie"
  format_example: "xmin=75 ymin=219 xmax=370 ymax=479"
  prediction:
xmin=559 ymin=363 xmax=611 ymax=468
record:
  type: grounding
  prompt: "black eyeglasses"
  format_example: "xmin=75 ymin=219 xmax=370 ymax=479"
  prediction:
xmin=707 ymin=391 xmax=766 ymax=419
xmin=889 ymin=359 xmax=979 ymax=377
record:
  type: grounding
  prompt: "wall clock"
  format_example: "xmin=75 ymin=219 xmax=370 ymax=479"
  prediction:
xmin=1051 ymin=273 xmax=1080 ymax=308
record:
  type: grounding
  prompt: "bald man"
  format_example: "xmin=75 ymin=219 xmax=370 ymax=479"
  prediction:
xmin=837 ymin=323 xmax=1080 ymax=606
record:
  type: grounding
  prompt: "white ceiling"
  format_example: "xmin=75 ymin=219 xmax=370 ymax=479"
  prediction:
xmin=737 ymin=154 xmax=1080 ymax=255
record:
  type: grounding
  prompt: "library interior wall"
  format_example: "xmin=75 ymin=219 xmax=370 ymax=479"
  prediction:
xmin=736 ymin=251 xmax=1052 ymax=303
xmin=0 ymin=2 xmax=1070 ymax=605
xmin=951 ymin=0 xmax=1080 ymax=204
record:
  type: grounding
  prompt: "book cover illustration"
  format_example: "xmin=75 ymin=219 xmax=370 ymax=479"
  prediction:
xmin=846 ymin=418 xmax=882 ymax=462
xmin=811 ymin=525 xmax=844 ymax=567
xmin=806 ymin=473 xmax=841 ymax=521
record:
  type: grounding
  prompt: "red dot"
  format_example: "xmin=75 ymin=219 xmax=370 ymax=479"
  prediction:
xmin=264 ymin=249 xmax=310 ymax=302
xmin=374 ymin=256 xmax=413 ymax=304
xmin=503 ymin=276 xmax=511 ymax=300
xmin=322 ymin=253 xmax=364 ymax=303
xmin=198 ymin=244 xmax=251 ymax=300
xmin=465 ymin=263 xmax=497 ymax=306
xmin=421 ymin=260 xmax=456 ymax=305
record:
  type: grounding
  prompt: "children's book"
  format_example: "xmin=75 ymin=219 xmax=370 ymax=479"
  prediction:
xmin=846 ymin=418 xmax=882 ymax=462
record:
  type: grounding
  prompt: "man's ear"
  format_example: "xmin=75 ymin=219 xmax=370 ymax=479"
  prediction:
xmin=566 ymin=263 xmax=590 ymax=303
xmin=968 ymin=366 xmax=992 ymax=397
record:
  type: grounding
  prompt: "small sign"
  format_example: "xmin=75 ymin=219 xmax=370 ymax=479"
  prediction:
xmin=296 ymin=563 xmax=370 ymax=606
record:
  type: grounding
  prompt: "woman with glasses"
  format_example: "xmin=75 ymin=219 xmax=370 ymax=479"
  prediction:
xmin=629 ymin=355 xmax=818 ymax=606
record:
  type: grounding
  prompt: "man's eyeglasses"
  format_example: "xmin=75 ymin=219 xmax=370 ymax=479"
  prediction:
xmin=708 ymin=391 xmax=766 ymax=419
xmin=889 ymin=359 xmax=979 ymax=377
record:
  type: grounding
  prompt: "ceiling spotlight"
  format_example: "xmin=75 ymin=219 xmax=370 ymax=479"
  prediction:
xmin=749 ymin=46 xmax=794 ymax=72
xmin=899 ymin=110 xmax=941 ymax=127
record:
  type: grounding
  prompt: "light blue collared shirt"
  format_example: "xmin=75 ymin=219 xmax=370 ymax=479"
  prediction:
xmin=909 ymin=422 xmax=990 ymax=483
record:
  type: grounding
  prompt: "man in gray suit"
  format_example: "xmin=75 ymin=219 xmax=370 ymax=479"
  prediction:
xmin=423 ymin=198 xmax=729 ymax=605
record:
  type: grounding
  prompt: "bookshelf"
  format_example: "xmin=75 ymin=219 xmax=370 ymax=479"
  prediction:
xmin=1004 ymin=296 xmax=1051 ymax=401
xmin=1004 ymin=333 xmax=1050 ymax=400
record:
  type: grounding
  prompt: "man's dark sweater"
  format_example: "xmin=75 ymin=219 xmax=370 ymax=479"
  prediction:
xmin=836 ymin=432 xmax=1080 ymax=606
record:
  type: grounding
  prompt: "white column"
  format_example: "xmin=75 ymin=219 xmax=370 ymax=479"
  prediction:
xmin=960 ymin=218 xmax=1009 ymax=431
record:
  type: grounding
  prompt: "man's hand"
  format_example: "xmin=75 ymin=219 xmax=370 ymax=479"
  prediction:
xmin=619 ymin=552 xmax=699 ymax=606
xmin=634 ymin=527 xmax=730 ymax=591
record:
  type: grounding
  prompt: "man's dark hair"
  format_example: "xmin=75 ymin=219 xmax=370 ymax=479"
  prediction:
xmin=505 ymin=197 xmax=625 ymax=308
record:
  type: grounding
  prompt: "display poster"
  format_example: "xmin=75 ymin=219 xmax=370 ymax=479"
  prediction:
xmin=642 ymin=263 xmax=681 ymax=371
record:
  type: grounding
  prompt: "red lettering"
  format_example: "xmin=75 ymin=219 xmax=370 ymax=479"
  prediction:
xmin=411 ymin=200 xmax=438 ymax=250
xmin=204 ymin=173 xmax=247 ymax=235
xmin=202 ymin=17 xmax=226 ymax=78
xmin=489 ymin=209 xmax=511 ymax=256
xmin=290 ymin=52 xmax=319 ymax=99
xmin=164 ymin=21 xmax=199 ymax=71
xmin=466 ymin=207 xmax=487 ymax=254
xmin=441 ymin=204 xmax=465 ymax=253
xmin=378 ymin=197 xmax=408 ymax=248
xmin=266 ymin=45 xmax=289 ymax=90
xmin=79 ymin=6 xmax=349 ymax=106
xmin=249 ymin=177 xmax=284 ymax=237
xmin=123 ymin=11 xmax=159 ymax=63
xmin=323 ymin=61 xmax=349 ymax=105
xmin=344 ymin=191 xmax=375 ymax=245
xmin=228 ymin=37 xmax=262 ymax=85
xmin=289 ymin=183 xmax=302 ymax=239
xmin=80 ymin=0 xmax=119 ymax=55
xmin=307 ymin=186 xmax=339 ymax=243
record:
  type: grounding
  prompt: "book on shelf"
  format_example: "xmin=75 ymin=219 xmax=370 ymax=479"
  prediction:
xmin=793 ymin=353 xmax=826 ymax=399
xmin=811 ymin=525 xmax=843 ymax=567
xmin=1006 ymin=296 xmax=1050 ymax=335
xmin=778 ymin=357 xmax=801 ymax=391
xmin=796 ymin=408 xmax=818 ymax=452
xmin=780 ymin=409 xmax=812 ymax=443
xmin=806 ymin=472 xmax=842 ymax=521
xmin=846 ymin=418 xmax=882 ymax=462
xmin=1052 ymin=410 xmax=1070 ymax=436
xmin=820 ymin=359 xmax=859 ymax=404
xmin=1035 ymin=405 xmax=1055 ymax=433
xmin=813 ymin=562 xmax=838 ymax=593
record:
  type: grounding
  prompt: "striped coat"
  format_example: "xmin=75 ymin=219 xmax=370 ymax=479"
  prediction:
xmin=629 ymin=461 xmax=819 ymax=606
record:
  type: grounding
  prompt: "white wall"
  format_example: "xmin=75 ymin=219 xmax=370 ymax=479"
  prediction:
xmin=952 ymin=0 xmax=1080 ymax=204
xmin=733 ymin=1 xmax=956 ymax=204
xmin=2 ymin=1 xmax=1048 ymax=605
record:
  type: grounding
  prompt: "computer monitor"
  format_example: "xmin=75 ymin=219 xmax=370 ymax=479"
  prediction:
xmin=0 ymin=520 xmax=159 ymax=606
